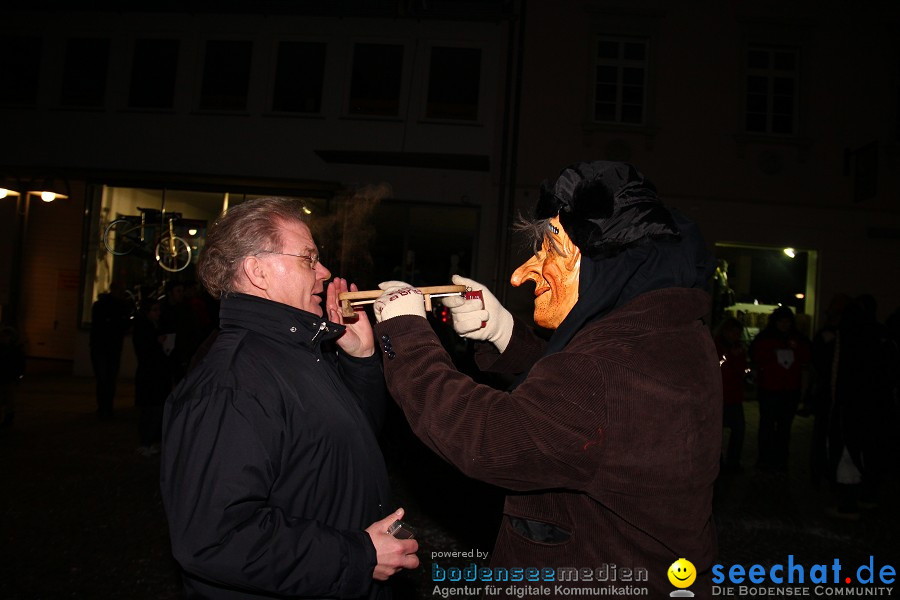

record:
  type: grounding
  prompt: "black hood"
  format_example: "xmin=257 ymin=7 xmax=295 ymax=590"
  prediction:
xmin=533 ymin=161 xmax=715 ymax=358
xmin=536 ymin=161 xmax=681 ymax=259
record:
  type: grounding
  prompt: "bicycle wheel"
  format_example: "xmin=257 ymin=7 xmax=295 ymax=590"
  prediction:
xmin=155 ymin=235 xmax=192 ymax=272
xmin=103 ymin=219 xmax=142 ymax=256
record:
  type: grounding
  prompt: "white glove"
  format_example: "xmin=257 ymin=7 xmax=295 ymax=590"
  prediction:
xmin=373 ymin=280 xmax=426 ymax=323
xmin=441 ymin=274 xmax=513 ymax=353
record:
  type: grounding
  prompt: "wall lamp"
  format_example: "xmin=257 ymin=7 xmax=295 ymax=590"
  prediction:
xmin=1 ymin=176 xmax=69 ymax=202
xmin=1 ymin=174 xmax=69 ymax=326
xmin=28 ymin=177 xmax=70 ymax=202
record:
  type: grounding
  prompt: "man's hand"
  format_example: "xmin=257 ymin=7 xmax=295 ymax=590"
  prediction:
xmin=366 ymin=508 xmax=420 ymax=581
xmin=441 ymin=274 xmax=514 ymax=352
xmin=325 ymin=278 xmax=375 ymax=358
xmin=373 ymin=280 xmax=426 ymax=323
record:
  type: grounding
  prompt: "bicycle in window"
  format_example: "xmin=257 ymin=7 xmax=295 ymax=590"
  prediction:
xmin=102 ymin=207 xmax=192 ymax=273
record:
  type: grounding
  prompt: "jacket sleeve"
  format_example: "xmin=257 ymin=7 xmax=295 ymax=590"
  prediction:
xmin=472 ymin=316 xmax=547 ymax=375
xmin=374 ymin=315 xmax=605 ymax=491
xmin=335 ymin=351 xmax=388 ymax=433
xmin=160 ymin=386 xmax=377 ymax=598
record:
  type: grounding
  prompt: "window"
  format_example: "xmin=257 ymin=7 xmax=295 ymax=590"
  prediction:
xmin=370 ymin=202 xmax=478 ymax=289
xmin=745 ymin=45 xmax=798 ymax=135
xmin=272 ymin=41 xmax=327 ymax=113
xmin=61 ymin=37 xmax=110 ymax=107
xmin=348 ymin=43 xmax=404 ymax=116
xmin=83 ymin=185 xmax=328 ymax=327
xmin=592 ymin=36 xmax=648 ymax=124
xmin=0 ymin=35 xmax=42 ymax=107
xmin=128 ymin=39 xmax=179 ymax=109
xmin=199 ymin=40 xmax=253 ymax=111
xmin=426 ymin=46 xmax=481 ymax=121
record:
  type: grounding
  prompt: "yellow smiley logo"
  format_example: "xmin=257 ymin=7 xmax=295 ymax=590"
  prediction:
xmin=668 ymin=558 xmax=697 ymax=588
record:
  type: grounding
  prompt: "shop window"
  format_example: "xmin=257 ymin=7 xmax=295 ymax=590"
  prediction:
xmin=592 ymin=35 xmax=648 ymax=125
xmin=744 ymin=45 xmax=798 ymax=135
xmin=199 ymin=40 xmax=253 ymax=111
xmin=128 ymin=39 xmax=179 ymax=109
xmin=370 ymin=202 xmax=478 ymax=288
xmin=0 ymin=35 xmax=42 ymax=107
xmin=91 ymin=188 xmax=213 ymax=311
xmin=84 ymin=187 xmax=328 ymax=326
xmin=60 ymin=37 xmax=110 ymax=108
xmin=272 ymin=41 xmax=327 ymax=113
xmin=348 ymin=42 xmax=404 ymax=116
xmin=426 ymin=46 xmax=481 ymax=121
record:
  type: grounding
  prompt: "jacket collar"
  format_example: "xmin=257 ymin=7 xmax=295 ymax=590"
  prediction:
xmin=218 ymin=293 xmax=345 ymax=349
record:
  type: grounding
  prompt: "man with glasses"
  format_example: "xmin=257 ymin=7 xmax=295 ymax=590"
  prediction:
xmin=160 ymin=196 xmax=418 ymax=599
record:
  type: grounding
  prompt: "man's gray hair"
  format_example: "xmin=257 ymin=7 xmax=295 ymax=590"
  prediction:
xmin=198 ymin=197 xmax=309 ymax=299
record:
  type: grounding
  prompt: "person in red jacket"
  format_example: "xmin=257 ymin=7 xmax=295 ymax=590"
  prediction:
xmin=371 ymin=161 xmax=721 ymax=599
xmin=750 ymin=306 xmax=811 ymax=472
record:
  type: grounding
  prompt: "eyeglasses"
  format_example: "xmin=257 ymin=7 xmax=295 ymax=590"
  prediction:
xmin=258 ymin=251 xmax=319 ymax=269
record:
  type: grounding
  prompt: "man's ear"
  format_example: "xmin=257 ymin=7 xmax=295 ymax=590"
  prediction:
xmin=241 ymin=256 xmax=269 ymax=291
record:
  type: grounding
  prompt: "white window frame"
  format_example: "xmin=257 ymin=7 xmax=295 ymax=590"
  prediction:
xmin=744 ymin=44 xmax=800 ymax=136
xmin=591 ymin=34 xmax=649 ymax=126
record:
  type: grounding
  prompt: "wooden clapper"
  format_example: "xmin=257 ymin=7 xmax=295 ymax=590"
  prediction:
xmin=337 ymin=285 xmax=472 ymax=319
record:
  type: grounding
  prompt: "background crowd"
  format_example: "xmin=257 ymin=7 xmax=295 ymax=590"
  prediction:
xmin=715 ymin=293 xmax=900 ymax=520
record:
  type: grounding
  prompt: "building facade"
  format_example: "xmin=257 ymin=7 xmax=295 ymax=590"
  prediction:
xmin=505 ymin=0 xmax=900 ymax=330
xmin=1 ymin=0 xmax=898 ymax=372
xmin=0 ymin=1 xmax=521 ymax=372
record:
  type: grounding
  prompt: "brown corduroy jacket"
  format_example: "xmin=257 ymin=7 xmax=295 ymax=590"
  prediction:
xmin=375 ymin=287 xmax=722 ymax=598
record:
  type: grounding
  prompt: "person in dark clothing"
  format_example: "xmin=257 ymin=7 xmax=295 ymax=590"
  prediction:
xmin=0 ymin=325 xmax=26 ymax=429
xmin=158 ymin=280 xmax=199 ymax=384
xmin=160 ymin=197 xmax=418 ymax=599
xmin=89 ymin=281 xmax=133 ymax=419
xmin=715 ymin=316 xmax=748 ymax=472
xmin=826 ymin=294 xmax=893 ymax=517
xmin=885 ymin=306 xmax=900 ymax=475
xmin=132 ymin=298 xmax=171 ymax=456
xmin=372 ymin=161 xmax=721 ymax=599
xmin=807 ymin=293 xmax=850 ymax=489
xmin=750 ymin=306 xmax=811 ymax=472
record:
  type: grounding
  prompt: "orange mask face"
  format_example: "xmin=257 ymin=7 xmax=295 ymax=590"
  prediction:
xmin=510 ymin=216 xmax=581 ymax=329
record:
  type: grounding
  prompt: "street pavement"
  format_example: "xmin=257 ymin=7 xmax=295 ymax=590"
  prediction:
xmin=1 ymin=373 xmax=897 ymax=599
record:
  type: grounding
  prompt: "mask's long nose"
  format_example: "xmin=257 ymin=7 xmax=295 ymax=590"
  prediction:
xmin=511 ymin=254 xmax=542 ymax=288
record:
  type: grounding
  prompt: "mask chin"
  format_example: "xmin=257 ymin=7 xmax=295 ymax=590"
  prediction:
xmin=532 ymin=300 xmax=568 ymax=330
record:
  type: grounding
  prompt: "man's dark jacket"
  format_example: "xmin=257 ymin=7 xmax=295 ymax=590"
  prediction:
xmin=161 ymin=293 xmax=392 ymax=599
